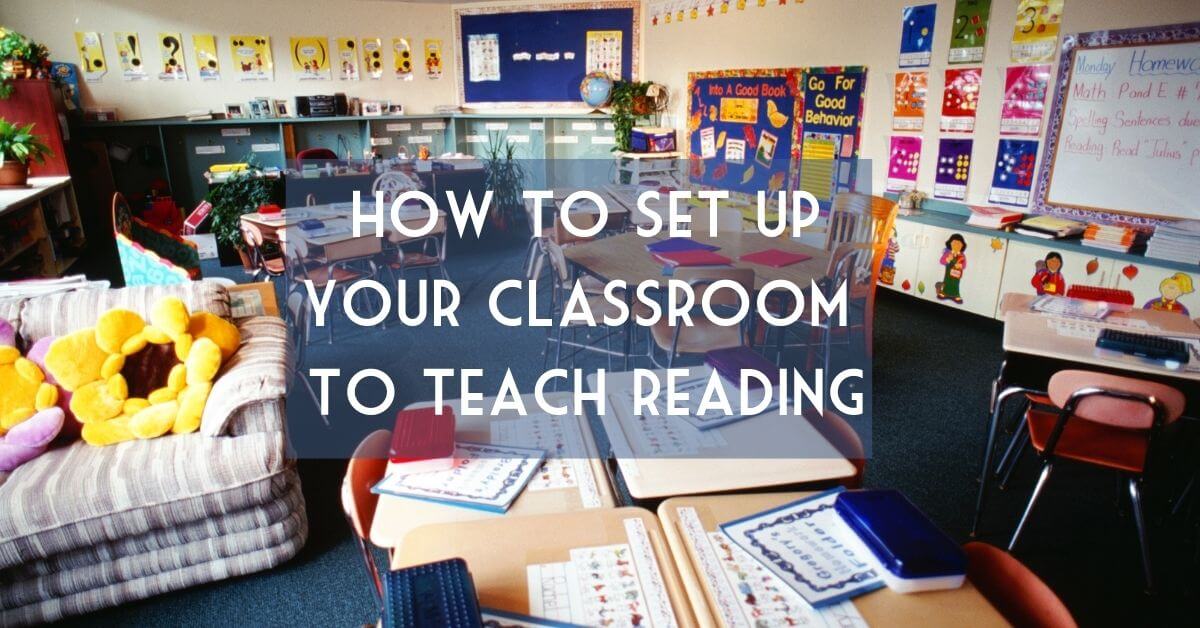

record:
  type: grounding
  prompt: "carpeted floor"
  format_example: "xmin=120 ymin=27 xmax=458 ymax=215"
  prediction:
xmin=60 ymin=231 xmax=1199 ymax=626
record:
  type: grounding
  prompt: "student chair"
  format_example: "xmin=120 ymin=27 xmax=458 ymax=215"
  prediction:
xmin=963 ymin=542 xmax=1077 ymax=627
xmin=648 ymin=267 xmax=756 ymax=368
xmin=382 ymin=213 xmax=451 ymax=282
xmin=542 ymin=239 xmax=628 ymax=375
xmin=341 ymin=429 xmax=392 ymax=619
xmin=370 ymin=170 xmax=423 ymax=204
xmin=824 ymin=192 xmax=898 ymax=252
xmin=690 ymin=206 xmax=745 ymax=234
xmin=1003 ymin=370 xmax=1185 ymax=591
xmin=241 ymin=222 xmax=285 ymax=282
xmin=282 ymin=236 xmax=376 ymax=344
xmin=295 ymin=147 xmax=338 ymax=171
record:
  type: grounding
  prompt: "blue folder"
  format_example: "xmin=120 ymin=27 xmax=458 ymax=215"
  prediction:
xmin=645 ymin=237 xmax=720 ymax=254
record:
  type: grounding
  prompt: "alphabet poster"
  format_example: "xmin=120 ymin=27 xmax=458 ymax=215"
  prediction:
xmin=1011 ymin=0 xmax=1064 ymax=63
xmin=157 ymin=33 xmax=186 ymax=81
xmin=941 ymin=67 xmax=982 ymax=132
xmin=393 ymin=38 xmax=413 ymax=80
xmin=585 ymin=30 xmax=623 ymax=80
xmin=193 ymin=34 xmax=220 ymax=81
xmin=74 ymin=31 xmax=107 ymax=82
xmin=949 ymin=0 xmax=991 ymax=64
xmin=887 ymin=136 xmax=922 ymax=192
xmin=999 ymin=64 xmax=1050 ymax=135
xmin=230 ymin=34 xmax=273 ymax=81
xmin=361 ymin=38 xmax=383 ymax=80
xmin=892 ymin=71 xmax=927 ymax=131
xmin=336 ymin=38 xmax=359 ymax=80
xmin=290 ymin=36 xmax=330 ymax=80
xmin=934 ymin=138 xmax=974 ymax=200
xmin=114 ymin=32 xmax=148 ymax=81
xmin=989 ymin=139 xmax=1039 ymax=207
xmin=899 ymin=4 xmax=937 ymax=68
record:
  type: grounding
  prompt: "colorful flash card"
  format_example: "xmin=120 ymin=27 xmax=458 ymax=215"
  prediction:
xmin=755 ymin=129 xmax=779 ymax=167
xmin=229 ymin=35 xmax=273 ymax=82
xmin=1000 ymin=64 xmax=1051 ymax=135
xmin=290 ymin=36 xmax=330 ymax=80
xmin=157 ymin=33 xmax=187 ymax=81
xmin=393 ymin=37 xmax=413 ymax=80
xmin=989 ymin=139 xmax=1039 ymax=207
xmin=1011 ymin=0 xmax=1064 ymax=63
xmin=335 ymin=38 xmax=359 ymax=81
xmin=899 ymin=4 xmax=937 ymax=68
xmin=361 ymin=38 xmax=383 ymax=80
xmin=887 ymin=136 xmax=922 ymax=192
xmin=892 ymin=71 xmax=928 ymax=131
xmin=724 ymin=137 xmax=746 ymax=163
xmin=700 ymin=127 xmax=717 ymax=159
xmin=941 ymin=67 xmax=982 ymax=132
xmin=193 ymin=35 xmax=220 ymax=81
xmin=935 ymin=138 xmax=974 ymax=200
xmin=113 ymin=32 xmax=148 ymax=81
xmin=949 ymin=0 xmax=991 ymax=64
xmin=74 ymin=31 xmax=107 ymax=82
xmin=585 ymin=30 xmax=623 ymax=80
xmin=424 ymin=39 xmax=443 ymax=79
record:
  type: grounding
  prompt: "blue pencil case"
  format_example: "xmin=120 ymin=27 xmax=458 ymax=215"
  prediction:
xmin=834 ymin=490 xmax=966 ymax=594
xmin=383 ymin=558 xmax=483 ymax=628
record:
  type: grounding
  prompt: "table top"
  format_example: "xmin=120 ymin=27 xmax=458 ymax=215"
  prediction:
xmin=587 ymin=369 xmax=855 ymax=500
xmin=999 ymin=293 xmax=1200 ymax=381
xmin=0 ymin=176 xmax=71 ymax=215
xmin=369 ymin=393 xmax=618 ymax=549
xmin=564 ymin=230 xmax=830 ymax=289
xmin=394 ymin=507 xmax=698 ymax=626
xmin=657 ymin=493 xmax=1008 ymax=628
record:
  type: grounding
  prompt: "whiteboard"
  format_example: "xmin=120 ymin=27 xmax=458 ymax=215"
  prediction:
xmin=1042 ymin=33 xmax=1200 ymax=221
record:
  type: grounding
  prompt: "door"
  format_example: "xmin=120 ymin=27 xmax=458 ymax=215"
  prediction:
xmin=914 ymin=225 xmax=1008 ymax=317
xmin=1114 ymin=262 xmax=1200 ymax=319
xmin=877 ymin=217 xmax=924 ymax=296
xmin=995 ymin=240 xmax=1116 ymax=316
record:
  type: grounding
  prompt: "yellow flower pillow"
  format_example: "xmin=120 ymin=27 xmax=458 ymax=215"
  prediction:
xmin=42 ymin=297 xmax=240 ymax=446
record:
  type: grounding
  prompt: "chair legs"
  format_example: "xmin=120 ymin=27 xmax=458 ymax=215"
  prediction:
xmin=998 ymin=430 xmax=1030 ymax=490
xmin=1128 ymin=478 xmax=1154 ymax=592
xmin=1009 ymin=462 xmax=1053 ymax=551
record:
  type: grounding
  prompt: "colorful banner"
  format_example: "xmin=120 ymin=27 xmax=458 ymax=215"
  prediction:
xmin=648 ymin=0 xmax=802 ymax=26
xmin=797 ymin=67 xmax=867 ymax=203
xmin=114 ymin=32 xmax=148 ymax=81
xmin=193 ymin=34 xmax=220 ymax=81
xmin=1011 ymin=0 xmax=1064 ymax=63
xmin=934 ymin=138 xmax=973 ymax=200
xmin=361 ymin=38 xmax=383 ymax=80
xmin=899 ymin=4 xmax=937 ymax=68
xmin=230 ymin=35 xmax=273 ymax=81
xmin=887 ymin=136 xmax=922 ymax=192
xmin=290 ymin=36 xmax=330 ymax=80
xmin=949 ymin=0 xmax=991 ymax=64
xmin=941 ymin=68 xmax=982 ymax=133
xmin=336 ymin=38 xmax=359 ymax=80
xmin=1000 ymin=64 xmax=1050 ymax=136
xmin=393 ymin=37 xmax=413 ymax=80
xmin=424 ymin=39 xmax=443 ymax=79
xmin=74 ymin=31 xmax=107 ymax=82
xmin=989 ymin=139 xmax=1039 ymax=207
xmin=157 ymin=33 xmax=187 ymax=81
xmin=892 ymin=71 xmax=927 ymax=131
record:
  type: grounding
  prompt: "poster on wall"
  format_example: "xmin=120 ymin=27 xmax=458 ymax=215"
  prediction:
xmin=899 ymin=4 xmax=937 ymax=68
xmin=336 ymin=38 xmax=359 ymax=80
xmin=989 ymin=138 xmax=1039 ymax=207
xmin=230 ymin=35 xmax=273 ymax=81
xmin=887 ymin=136 xmax=922 ymax=192
xmin=949 ymin=0 xmax=991 ymax=64
xmin=934 ymin=138 xmax=974 ymax=200
xmin=424 ymin=39 xmax=444 ymax=79
xmin=585 ymin=30 xmax=623 ymax=80
xmin=290 ymin=36 xmax=331 ymax=80
xmin=157 ymin=33 xmax=187 ymax=81
xmin=999 ymin=64 xmax=1050 ymax=135
xmin=393 ymin=38 xmax=413 ymax=80
xmin=467 ymin=33 xmax=501 ymax=82
xmin=940 ymin=68 xmax=981 ymax=133
xmin=796 ymin=67 xmax=867 ymax=204
xmin=1011 ymin=0 xmax=1064 ymax=63
xmin=892 ymin=71 xmax=927 ymax=131
xmin=74 ymin=31 xmax=107 ymax=82
xmin=114 ymin=32 xmax=148 ymax=81
xmin=361 ymin=38 xmax=383 ymax=80
xmin=193 ymin=34 xmax=220 ymax=81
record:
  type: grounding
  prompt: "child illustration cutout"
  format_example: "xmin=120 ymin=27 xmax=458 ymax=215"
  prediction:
xmin=880 ymin=228 xmax=900 ymax=285
xmin=1031 ymin=252 xmax=1066 ymax=296
xmin=1143 ymin=272 xmax=1193 ymax=316
xmin=936 ymin=234 xmax=967 ymax=304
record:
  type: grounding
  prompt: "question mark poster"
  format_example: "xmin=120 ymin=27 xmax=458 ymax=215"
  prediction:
xmin=158 ymin=33 xmax=187 ymax=81
xmin=290 ymin=36 xmax=331 ymax=80
xmin=193 ymin=34 xmax=220 ymax=80
xmin=361 ymin=38 xmax=383 ymax=80
xmin=336 ymin=38 xmax=359 ymax=81
xmin=230 ymin=34 xmax=273 ymax=82
xmin=114 ymin=31 xmax=148 ymax=81
xmin=74 ymin=31 xmax=107 ymax=82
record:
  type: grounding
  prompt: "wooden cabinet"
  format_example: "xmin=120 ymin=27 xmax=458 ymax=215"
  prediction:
xmin=995 ymin=240 xmax=1115 ymax=316
xmin=0 ymin=177 xmax=85 ymax=279
xmin=1114 ymin=262 xmax=1199 ymax=318
xmin=0 ymin=79 xmax=69 ymax=177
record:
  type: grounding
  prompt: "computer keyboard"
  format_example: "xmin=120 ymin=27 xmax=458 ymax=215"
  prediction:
xmin=1095 ymin=328 xmax=1190 ymax=364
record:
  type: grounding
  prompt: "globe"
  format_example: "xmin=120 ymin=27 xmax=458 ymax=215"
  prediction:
xmin=580 ymin=72 xmax=614 ymax=108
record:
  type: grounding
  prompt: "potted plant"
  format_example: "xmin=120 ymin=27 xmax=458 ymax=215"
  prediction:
xmin=609 ymin=80 xmax=653 ymax=152
xmin=0 ymin=118 xmax=50 ymax=187
xmin=482 ymin=132 xmax=526 ymax=232
xmin=206 ymin=162 xmax=277 ymax=267
xmin=0 ymin=28 xmax=50 ymax=98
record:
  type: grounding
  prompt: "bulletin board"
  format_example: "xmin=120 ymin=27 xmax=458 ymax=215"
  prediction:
xmin=454 ymin=2 xmax=639 ymax=108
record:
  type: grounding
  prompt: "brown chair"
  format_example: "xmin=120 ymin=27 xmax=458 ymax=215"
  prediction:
xmin=964 ymin=542 xmax=1076 ymax=627
xmin=806 ymin=409 xmax=865 ymax=489
xmin=341 ymin=429 xmax=391 ymax=619
xmin=824 ymin=192 xmax=898 ymax=252
xmin=648 ymin=267 xmax=756 ymax=368
xmin=282 ymin=236 xmax=374 ymax=344
xmin=383 ymin=214 xmax=451 ymax=282
xmin=542 ymin=239 xmax=626 ymax=373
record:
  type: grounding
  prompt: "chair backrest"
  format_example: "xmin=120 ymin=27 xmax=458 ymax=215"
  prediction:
xmin=542 ymin=238 xmax=571 ymax=284
xmin=690 ymin=206 xmax=745 ymax=235
xmin=295 ymin=147 xmax=338 ymax=170
xmin=964 ymin=542 xmax=1077 ymax=628
xmin=371 ymin=171 xmax=422 ymax=205
xmin=673 ymin=267 xmax=755 ymax=307
xmin=806 ymin=409 xmax=865 ymax=489
xmin=112 ymin=192 xmax=133 ymax=237
xmin=341 ymin=429 xmax=392 ymax=540
xmin=553 ymin=212 xmax=598 ymax=246
xmin=1047 ymin=370 xmax=1186 ymax=430
xmin=825 ymin=193 xmax=898 ymax=251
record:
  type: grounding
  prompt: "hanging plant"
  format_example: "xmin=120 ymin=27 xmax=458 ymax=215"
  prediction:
xmin=609 ymin=80 xmax=653 ymax=153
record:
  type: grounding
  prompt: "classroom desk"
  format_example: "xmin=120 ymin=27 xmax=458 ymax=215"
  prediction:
xmin=657 ymin=493 xmax=1008 ymax=627
xmin=369 ymin=393 xmax=618 ymax=551
xmin=587 ymin=369 xmax=856 ymax=502
xmin=394 ymin=507 xmax=698 ymax=626
xmin=240 ymin=203 xmax=445 ymax=264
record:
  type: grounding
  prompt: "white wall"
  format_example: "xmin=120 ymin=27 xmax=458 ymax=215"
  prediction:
xmin=643 ymin=0 xmax=1200 ymax=204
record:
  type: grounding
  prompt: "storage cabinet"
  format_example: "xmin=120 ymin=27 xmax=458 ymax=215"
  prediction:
xmin=995 ymin=240 xmax=1115 ymax=316
xmin=0 ymin=177 xmax=86 ymax=279
xmin=912 ymin=226 xmax=1008 ymax=318
xmin=878 ymin=216 xmax=924 ymax=297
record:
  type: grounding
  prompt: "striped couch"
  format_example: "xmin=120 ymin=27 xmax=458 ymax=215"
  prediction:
xmin=0 ymin=282 xmax=306 ymax=625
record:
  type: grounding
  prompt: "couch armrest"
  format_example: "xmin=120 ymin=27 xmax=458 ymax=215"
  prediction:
xmin=200 ymin=315 xmax=291 ymax=437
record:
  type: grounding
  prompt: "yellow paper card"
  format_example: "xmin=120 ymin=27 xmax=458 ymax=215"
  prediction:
xmin=720 ymin=97 xmax=759 ymax=124
xmin=424 ymin=39 xmax=443 ymax=79
xmin=230 ymin=34 xmax=273 ymax=81
xmin=336 ymin=37 xmax=359 ymax=80
xmin=193 ymin=34 xmax=220 ymax=80
xmin=157 ymin=33 xmax=186 ymax=80
xmin=289 ymin=36 xmax=330 ymax=80
xmin=361 ymin=38 xmax=383 ymax=80
xmin=393 ymin=37 xmax=412 ymax=80
xmin=113 ymin=31 xmax=148 ymax=80
xmin=74 ymin=31 xmax=107 ymax=82
xmin=1011 ymin=0 xmax=1064 ymax=62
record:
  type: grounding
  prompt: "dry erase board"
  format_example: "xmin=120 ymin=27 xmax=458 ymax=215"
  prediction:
xmin=454 ymin=2 xmax=638 ymax=107
xmin=1037 ymin=22 xmax=1200 ymax=224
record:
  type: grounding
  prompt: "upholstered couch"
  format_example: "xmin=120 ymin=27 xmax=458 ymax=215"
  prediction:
xmin=0 ymin=282 xmax=305 ymax=625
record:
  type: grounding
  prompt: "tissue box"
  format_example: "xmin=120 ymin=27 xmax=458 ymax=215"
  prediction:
xmin=630 ymin=127 xmax=676 ymax=153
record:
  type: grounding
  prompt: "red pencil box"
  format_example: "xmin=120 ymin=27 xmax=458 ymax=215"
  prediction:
xmin=389 ymin=406 xmax=457 ymax=472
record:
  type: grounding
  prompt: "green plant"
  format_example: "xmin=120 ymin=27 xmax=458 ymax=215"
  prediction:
xmin=482 ymin=132 xmax=527 ymax=231
xmin=0 ymin=119 xmax=50 ymax=165
xmin=0 ymin=28 xmax=49 ymax=98
xmin=206 ymin=160 xmax=276 ymax=250
xmin=609 ymin=80 xmax=652 ymax=152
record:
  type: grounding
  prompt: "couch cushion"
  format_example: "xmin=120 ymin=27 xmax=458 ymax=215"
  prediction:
xmin=202 ymin=316 xmax=291 ymax=437
xmin=0 ymin=430 xmax=287 ymax=570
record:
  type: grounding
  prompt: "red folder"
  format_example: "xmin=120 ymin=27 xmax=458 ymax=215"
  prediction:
xmin=740 ymin=248 xmax=813 ymax=268
xmin=389 ymin=406 xmax=456 ymax=465
xmin=652 ymin=250 xmax=733 ymax=267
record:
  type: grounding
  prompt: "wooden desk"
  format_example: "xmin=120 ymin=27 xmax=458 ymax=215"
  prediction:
xmin=588 ymin=369 xmax=855 ymax=501
xmin=657 ymin=494 xmax=1007 ymax=627
xmin=240 ymin=203 xmax=444 ymax=264
xmin=369 ymin=393 xmax=618 ymax=550
xmin=395 ymin=507 xmax=698 ymax=626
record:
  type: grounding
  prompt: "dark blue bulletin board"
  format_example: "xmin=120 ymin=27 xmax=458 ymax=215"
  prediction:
xmin=455 ymin=2 xmax=638 ymax=106
xmin=685 ymin=69 xmax=802 ymax=196
xmin=795 ymin=66 xmax=868 ymax=205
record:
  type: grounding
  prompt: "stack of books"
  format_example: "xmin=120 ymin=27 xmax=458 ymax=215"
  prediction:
xmin=1082 ymin=223 xmax=1149 ymax=254
xmin=1013 ymin=214 xmax=1086 ymax=239
xmin=646 ymin=237 xmax=731 ymax=268
xmin=1146 ymin=220 xmax=1200 ymax=266
xmin=965 ymin=205 xmax=1023 ymax=229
